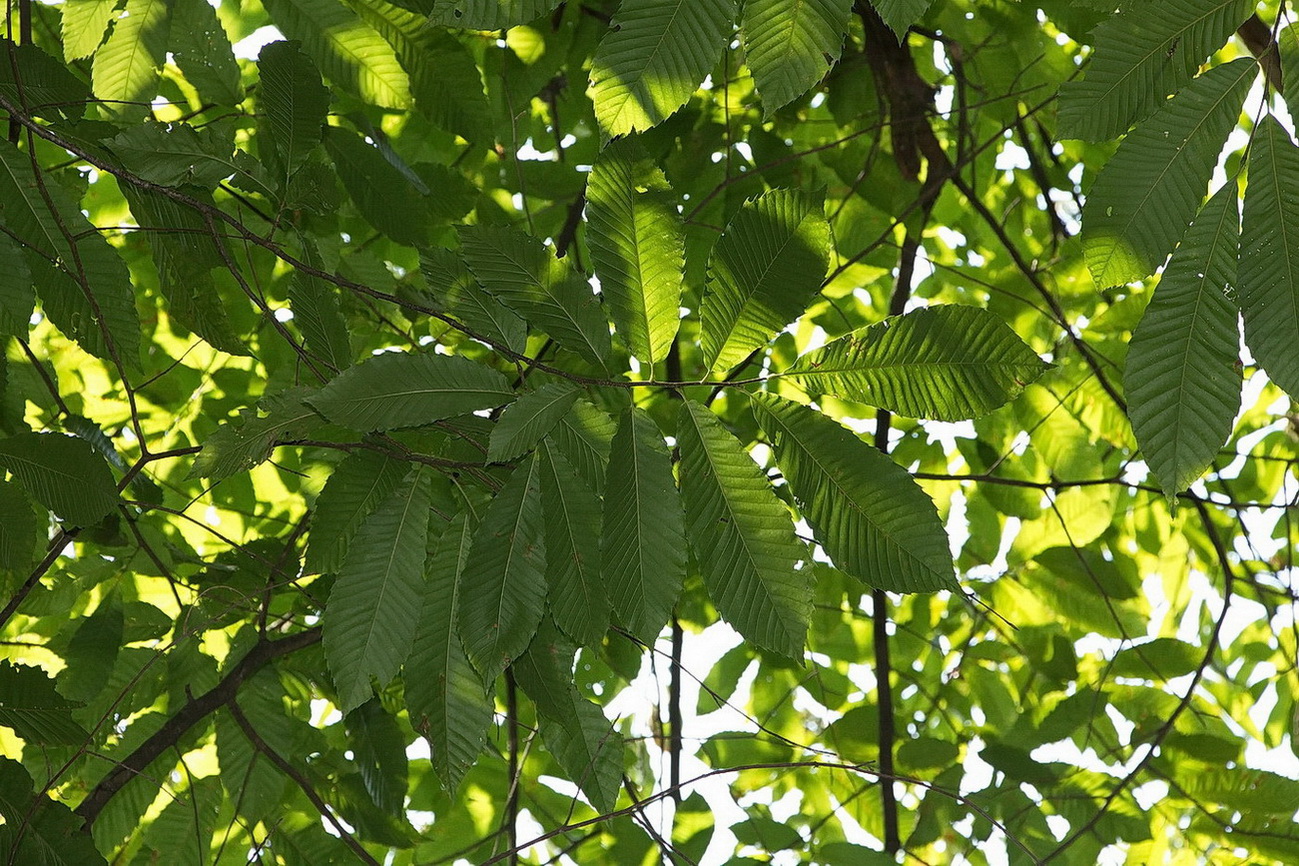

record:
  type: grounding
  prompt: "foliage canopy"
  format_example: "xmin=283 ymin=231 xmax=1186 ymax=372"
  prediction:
xmin=1 ymin=0 xmax=1298 ymax=863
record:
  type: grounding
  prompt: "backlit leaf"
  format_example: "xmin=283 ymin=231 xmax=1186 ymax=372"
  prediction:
xmin=0 ymin=433 xmax=118 ymax=526
xmin=742 ymin=0 xmax=852 ymax=113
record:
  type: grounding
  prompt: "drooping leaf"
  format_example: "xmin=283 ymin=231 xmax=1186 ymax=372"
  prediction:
xmin=58 ymin=597 xmax=124 ymax=703
xmin=91 ymin=0 xmax=171 ymax=117
xmin=108 ymin=121 xmax=241 ymax=189
xmin=258 ymin=40 xmax=330 ymax=175
xmin=263 ymin=0 xmax=411 ymax=108
xmin=1239 ymin=115 xmax=1299 ymax=400
xmin=513 ymin=628 xmax=622 ymax=813
xmin=457 ymin=452 xmax=548 ymax=681
xmin=325 ymin=467 xmax=433 ymax=713
xmin=586 ymin=138 xmax=684 ymax=369
xmin=1082 ymin=58 xmax=1254 ymax=288
xmin=785 ymin=305 xmax=1048 ymax=421
xmin=306 ymin=450 xmax=411 ymax=574
xmin=0 ymin=233 xmax=33 ymax=336
xmin=751 ymin=393 xmax=955 ymax=593
xmin=537 ymin=440 xmax=608 ymax=646
xmin=701 ymin=189 xmax=831 ymax=372
xmin=1057 ymin=0 xmax=1252 ymax=141
xmin=741 ymin=0 xmax=853 ymax=113
xmin=0 ymin=758 xmax=106 ymax=866
xmin=190 ymin=388 xmax=321 ymax=480
xmin=678 ymin=399 xmax=809 ymax=658
xmin=488 ymin=383 xmax=581 ymax=463
xmin=868 ymin=0 xmax=934 ymax=37
xmin=289 ymin=237 xmax=352 ymax=372
xmin=0 ymin=480 xmax=38 ymax=573
xmin=1127 ymin=183 xmax=1241 ymax=497
xmin=0 ymin=662 xmax=90 ymax=745
xmin=307 ymin=351 xmax=513 ymax=432
xmin=217 ymin=671 xmax=297 ymax=824
xmin=602 ymin=407 xmax=686 ymax=642
xmin=419 ymin=246 xmax=528 ymax=355
xmin=169 ymin=0 xmax=244 ymax=105
xmin=430 ymin=0 xmax=560 ymax=29
xmin=0 ymin=41 xmax=90 ymax=120
xmin=61 ymin=0 xmax=116 ymax=59
xmin=547 ymin=399 xmax=617 ymax=495
xmin=324 ymin=127 xmax=431 ymax=246
xmin=349 ymin=0 xmax=491 ymax=142
xmin=407 ymin=512 xmax=493 ymax=792
xmin=0 ymin=432 xmax=118 ymax=526
xmin=589 ymin=0 xmax=737 ymax=137
xmin=457 ymin=224 xmax=611 ymax=367
xmin=345 ymin=699 xmax=409 ymax=817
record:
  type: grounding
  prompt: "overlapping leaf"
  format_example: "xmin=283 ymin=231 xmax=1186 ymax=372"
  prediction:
xmin=1239 ymin=115 xmax=1299 ymax=400
xmin=602 ymin=408 xmax=686 ymax=642
xmin=457 ymin=453 xmax=548 ymax=681
xmin=869 ymin=0 xmax=934 ymax=37
xmin=741 ymin=0 xmax=852 ymax=113
xmin=751 ymin=394 xmax=955 ymax=592
xmin=1082 ymin=58 xmax=1254 ymax=288
xmin=191 ymin=388 xmax=321 ymax=479
xmin=0 ymin=234 xmax=33 ymax=336
xmin=678 ymin=400 xmax=809 ymax=657
xmin=589 ymin=0 xmax=737 ymax=137
xmin=262 ymin=0 xmax=411 ymax=108
xmin=407 ymin=513 xmax=493 ymax=792
xmin=0 ymin=662 xmax=90 ymax=745
xmin=0 ymin=433 xmax=118 ymax=526
xmin=1127 ymin=183 xmax=1241 ymax=496
xmin=325 ymin=468 xmax=432 ymax=713
xmin=61 ymin=0 xmax=116 ymax=59
xmin=324 ymin=127 xmax=430 ymax=246
xmin=420 ymin=247 xmax=528 ymax=355
xmin=586 ymin=138 xmax=683 ymax=369
xmin=306 ymin=450 xmax=410 ymax=574
xmin=1057 ymin=0 xmax=1252 ymax=141
xmin=488 ymin=383 xmax=580 ymax=463
xmin=457 ymin=225 xmax=611 ymax=366
xmin=701 ymin=189 xmax=831 ymax=371
xmin=307 ymin=351 xmax=513 ymax=431
xmin=537 ymin=441 xmax=608 ymax=646
xmin=91 ymin=0 xmax=170 ymax=116
xmin=258 ymin=41 xmax=330 ymax=175
xmin=430 ymin=0 xmax=560 ymax=30
xmin=786 ymin=305 xmax=1047 ymax=420
xmin=547 ymin=399 xmax=617 ymax=495
xmin=169 ymin=0 xmax=243 ymax=105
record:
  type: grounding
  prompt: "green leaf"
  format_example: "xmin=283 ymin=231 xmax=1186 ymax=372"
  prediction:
xmin=169 ymin=0 xmax=244 ymax=105
xmin=419 ymin=246 xmax=528 ymax=355
xmin=258 ymin=41 xmax=330 ymax=175
xmin=457 ymin=225 xmax=611 ymax=367
xmin=1082 ymin=58 xmax=1254 ymax=288
xmin=589 ymin=0 xmax=737 ymax=137
xmin=547 ymin=398 xmax=617 ymax=495
xmin=289 ymin=237 xmax=353 ymax=372
xmin=0 ymin=662 xmax=90 ymax=745
xmin=324 ymin=127 xmax=431 ymax=246
xmin=0 ymin=758 xmax=106 ymax=866
xmin=868 ymin=0 xmax=933 ymax=37
xmin=1239 ymin=115 xmax=1299 ymax=400
xmin=751 ymin=394 xmax=955 ymax=592
xmin=325 ymin=467 xmax=433 ymax=713
xmin=407 ymin=512 xmax=493 ymax=792
xmin=218 ymin=672 xmax=296 ymax=823
xmin=785 ymin=305 xmax=1048 ymax=421
xmin=431 ymin=0 xmax=560 ymax=29
xmin=190 ymin=387 xmax=321 ymax=480
xmin=306 ymin=450 xmax=411 ymax=574
xmin=0 ymin=233 xmax=34 ymax=336
xmin=602 ymin=407 xmax=686 ymax=642
xmin=348 ymin=0 xmax=491 ymax=142
xmin=1057 ymin=0 xmax=1252 ymax=141
xmin=108 ymin=121 xmax=241 ymax=190
xmin=741 ymin=0 xmax=852 ymax=113
xmin=91 ymin=0 xmax=171 ymax=117
xmin=0 ymin=432 xmax=117 ymax=526
xmin=307 ymin=351 xmax=513 ymax=432
xmin=457 ymin=452 xmax=548 ymax=681
xmin=1110 ymin=638 xmax=1201 ymax=679
xmin=701 ymin=189 xmax=831 ymax=372
xmin=61 ymin=0 xmax=116 ymax=59
xmin=586 ymin=138 xmax=684 ymax=369
xmin=0 ymin=41 xmax=90 ymax=120
xmin=678 ymin=400 xmax=809 ymax=658
xmin=488 ymin=383 xmax=581 ymax=463
xmin=122 ymin=185 xmax=248 ymax=355
xmin=345 ymin=699 xmax=409 ymax=817
xmin=262 ymin=0 xmax=412 ymax=108
xmin=1127 ymin=183 xmax=1241 ymax=496
xmin=0 ymin=480 xmax=38 ymax=573
xmin=514 ymin=629 xmax=623 ymax=813
xmin=58 ymin=597 xmax=124 ymax=703
xmin=538 ymin=440 xmax=608 ymax=646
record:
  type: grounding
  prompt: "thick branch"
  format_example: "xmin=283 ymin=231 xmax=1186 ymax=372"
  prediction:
xmin=74 ymin=627 xmax=321 ymax=825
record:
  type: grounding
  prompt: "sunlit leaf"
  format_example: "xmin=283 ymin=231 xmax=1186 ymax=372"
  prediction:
xmin=742 ymin=0 xmax=852 ymax=113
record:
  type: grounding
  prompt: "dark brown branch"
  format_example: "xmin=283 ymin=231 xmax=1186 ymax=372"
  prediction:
xmin=74 ymin=627 xmax=322 ymax=825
